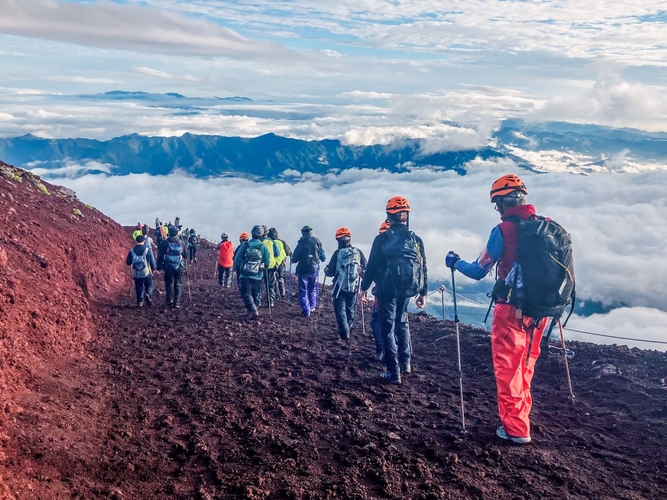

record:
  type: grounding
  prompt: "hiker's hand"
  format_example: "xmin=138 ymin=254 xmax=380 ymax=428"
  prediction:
xmin=415 ymin=294 xmax=427 ymax=309
xmin=360 ymin=293 xmax=370 ymax=303
xmin=323 ymin=266 xmax=329 ymax=274
xmin=445 ymin=251 xmax=460 ymax=269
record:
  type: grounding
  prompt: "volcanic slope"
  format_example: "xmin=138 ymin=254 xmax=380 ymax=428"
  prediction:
xmin=0 ymin=166 xmax=665 ymax=499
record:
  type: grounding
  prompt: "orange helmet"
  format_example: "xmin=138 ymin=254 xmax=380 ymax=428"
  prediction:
xmin=490 ymin=174 xmax=527 ymax=202
xmin=335 ymin=227 xmax=352 ymax=239
xmin=386 ymin=196 xmax=411 ymax=214
xmin=379 ymin=220 xmax=391 ymax=233
xmin=239 ymin=232 xmax=250 ymax=241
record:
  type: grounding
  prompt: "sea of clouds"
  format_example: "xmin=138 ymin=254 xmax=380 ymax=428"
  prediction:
xmin=46 ymin=163 xmax=667 ymax=351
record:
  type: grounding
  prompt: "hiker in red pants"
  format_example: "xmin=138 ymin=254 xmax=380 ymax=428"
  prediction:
xmin=446 ymin=174 xmax=550 ymax=444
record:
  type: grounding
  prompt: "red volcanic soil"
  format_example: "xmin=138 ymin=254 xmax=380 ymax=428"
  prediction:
xmin=1 ymin=160 xmax=666 ymax=499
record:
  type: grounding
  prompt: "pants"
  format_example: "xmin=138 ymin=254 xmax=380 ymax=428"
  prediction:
xmin=275 ymin=264 xmax=286 ymax=297
xmin=298 ymin=272 xmax=319 ymax=316
xmin=164 ymin=267 xmax=183 ymax=304
xmin=378 ymin=295 xmax=412 ymax=374
xmin=134 ymin=275 xmax=153 ymax=304
xmin=188 ymin=246 xmax=197 ymax=262
xmin=261 ymin=268 xmax=277 ymax=306
xmin=239 ymin=277 xmax=262 ymax=313
xmin=332 ymin=289 xmax=357 ymax=339
xmin=492 ymin=303 xmax=547 ymax=438
xmin=370 ymin=308 xmax=383 ymax=357
xmin=218 ymin=265 xmax=232 ymax=287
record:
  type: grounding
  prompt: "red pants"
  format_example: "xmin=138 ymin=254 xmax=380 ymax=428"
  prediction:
xmin=491 ymin=303 xmax=547 ymax=438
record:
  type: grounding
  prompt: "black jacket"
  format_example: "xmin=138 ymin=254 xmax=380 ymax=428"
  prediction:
xmin=292 ymin=235 xmax=326 ymax=275
xmin=361 ymin=223 xmax=428 ymax=296
xmin=324 ymin=243 xmax=367 ymax=284
xmin=156 ymin=236 xmax=184 ymax=271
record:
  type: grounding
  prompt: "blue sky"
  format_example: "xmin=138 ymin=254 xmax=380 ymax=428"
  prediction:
xmin=1 ymin=0 xmax=667 ymax=139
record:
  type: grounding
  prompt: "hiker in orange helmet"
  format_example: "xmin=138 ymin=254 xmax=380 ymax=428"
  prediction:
xmin=446 ymin=174 xmax=548 ymax=444
xmin=361 ymin=197 xmax=428 ymax=385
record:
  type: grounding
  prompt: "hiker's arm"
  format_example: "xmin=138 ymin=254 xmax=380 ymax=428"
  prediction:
xmin=262 ymin=245 xmax=271 ymax=267
xmin=318 ymin=245 xmax=326 ymax=263
xmin=359 ymin=250 xmax=368 ymax=272
xmin=417 ymin=236 xmax=428 ymax=296
xmin=125 ymin=251 xmax=133 ymax=266
xmin=455 ymin=226 xmax=503 ymax=280
xmin=147 ymin=250 xmax=157 ymax=272
xmin=156 ymin=242 xmax=165 ymax=271
xmin=361 ymin=235 xmax=383 ymax=292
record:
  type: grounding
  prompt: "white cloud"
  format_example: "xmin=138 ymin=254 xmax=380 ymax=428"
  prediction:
xmin=44 ymin=167 xmax=667 ymax=325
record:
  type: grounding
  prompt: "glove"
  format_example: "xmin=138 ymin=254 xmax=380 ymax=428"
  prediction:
xmin=445 ymin=251 xmax=460 ymax=270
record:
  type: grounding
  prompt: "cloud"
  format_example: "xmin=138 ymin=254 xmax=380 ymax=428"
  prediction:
xmin=42 ymin=167 xmax=667 ymax=325
xmin=566 ymin=308 xmax=667 ymax=352
xmin=135 ymin=67 xmax=199 ymax=81
xmin=0 ymin=0 xmax=299 ymax=62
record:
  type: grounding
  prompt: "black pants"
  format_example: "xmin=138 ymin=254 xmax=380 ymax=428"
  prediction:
xmin=164 ymin=267 xmax=183 ymax=304
xmin=276 ymin=264 xmax=286 ymax=297
xmin=260 ymin=269 xmax=277 ymax=305
xmin=188 ymin=246 xmax=197 ymax=262
xmin=134 ymin=275 xmax=154 ymax=304
xmin=332 ymin=289 xmax=357 ymax=339
xmin=239 ymin=277 xmax=262 ymax=313
xmin=218 ymin=265 xmax=232 ymax=287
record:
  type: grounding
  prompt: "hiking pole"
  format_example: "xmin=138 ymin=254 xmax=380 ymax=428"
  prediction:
xmin=451 ymin=268 xmax=467 ymax=434
xmin=287 ymin=258 xmax=292 ymax=302
xmin=266 ymin=270 xmax=273 ymax=318
xmin=440 ymin=285 xmax=446 ymax=322
xmin=558 ymin=320 xmax=576 ymax=406
xmin=184 ymin=261 xmax=192 ymax=303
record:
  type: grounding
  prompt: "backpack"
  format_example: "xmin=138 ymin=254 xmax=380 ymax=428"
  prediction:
xmin=188 ymin=234 xmax=199 ymax=248
xmin=506 ymin=216 xmax=575 ymax=320
xmin=131 ymin=247 xmax=151 ymax=279
xmin=335 ymin=247 xmax=361 ymax=294
xmin=164 ymin=240 xmax=183 ymax=270
xmin=381 ymin=228 xmax=424 ymax=298
xmin=241 ymin=241 xmax=264 ymax=276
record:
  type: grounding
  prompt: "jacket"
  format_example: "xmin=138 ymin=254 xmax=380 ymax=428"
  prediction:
xmin=234 ymin=238 xmax=271 ymax=280
xmin=324 ymin=243 xmax=367 ymax=287
xmin=272 ymin=239 xmax=287 ymax=267
xmin=292 ymin=235 xmax=326 ymax=275
xmin=360 ymin=223 xmax=428 ymax=296
xmin=156 ymin=236 xmax=184 ymax=271
xmin=218 ymin=241 xmax=234 ymax=268
xmin=126 ymin=244 xmax=157 ymax=274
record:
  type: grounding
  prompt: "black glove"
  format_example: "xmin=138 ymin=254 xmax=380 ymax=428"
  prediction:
xmin=445 ymin=251 xmax=460 ymax=270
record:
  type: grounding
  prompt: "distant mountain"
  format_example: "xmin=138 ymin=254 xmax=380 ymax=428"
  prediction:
xmin=2 ymin=119 xmax=667 ymax=179
xmin=79 ymin=90 xmax=254 ymax=103
xmin=0 ymin=133 xmax=525 ymax=179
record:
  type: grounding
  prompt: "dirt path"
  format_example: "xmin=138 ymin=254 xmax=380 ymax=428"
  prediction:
xmin=7 ymin=246 xmax=667 ymax=499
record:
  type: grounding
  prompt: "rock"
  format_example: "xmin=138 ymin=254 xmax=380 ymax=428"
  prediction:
xmin=387 ymin=432 xmax=401 ymax=440
xmin=0 ymin=246 xmax=7 ymax=267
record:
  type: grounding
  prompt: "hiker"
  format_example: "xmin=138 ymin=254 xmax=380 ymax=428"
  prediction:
xmin=132 ymin=223 xmax=143 ymax=242
xmin=187 ymin=229 xmax=199 ymax=263
xmin=234 ymin=225 xmax=271 ymax=320
xmin=126 ymin=234 xmax=156 ymax=307
xmin=259 ymin=226 xmax=282 ymax=307
xmin=157 ymin=224 xmax=185 ymax=308
xmin=174 ymin=216 xmax=181 ymax=229
xmin=142 ymin=224 xmax=158 ymax=254
xmin=233 ymin=232 xmax=250 ymax=287
xmin=268 ymin=227 xmax=291 ymax=299
xmin=291 ymin=225 xmax=326 ymax=317
xmin=446 ymin=173 xmax=569 ymax=445
xmin=360 ymin=197 xmax=428 ymax=385
xmin=324 ymin=227 xmax=367 ymax=342
xmin=370 ymin=220 xmax=391 ymax=361
xmin=217 ymin=232 xmax=234 ymax=287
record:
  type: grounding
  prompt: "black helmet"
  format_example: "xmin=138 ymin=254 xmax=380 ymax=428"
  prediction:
xmin=190 ymin=228 xmax=195 ymax=234
xmin=221 ymin=232 xmax=228 ymax=240
xmin=251 ymin=225 xmax=264 ymax=238
xmin=168 ymin=225 xmax=179 ymax=237
xmin=301 ymin=225 xmax=313 ymax=233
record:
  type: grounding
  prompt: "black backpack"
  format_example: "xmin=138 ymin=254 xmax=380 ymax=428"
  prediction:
xmin=507 ymin=216 xmax=575 ymax=320
xmin=241 ymin=241 xmax=264 ymax=276
xmin=381 ymin=228 xmax=424 ymax=298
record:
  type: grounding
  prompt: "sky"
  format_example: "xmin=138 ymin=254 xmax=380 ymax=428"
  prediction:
xmin=1 ymin=0 xmax=667 ymax=140
xmin=2 ymin=1 xmax=667 ymax=350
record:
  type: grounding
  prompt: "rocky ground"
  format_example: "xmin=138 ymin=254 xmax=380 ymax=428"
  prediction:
xmin=1 ymin=161 xmax=666 ymax=499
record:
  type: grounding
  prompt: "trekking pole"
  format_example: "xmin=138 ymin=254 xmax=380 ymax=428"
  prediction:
xmin=184 ymin=261 xmax=192 ymax=303
xmin=558 ymin=320 xmax=576 ymax=406
xmin=266 ymin=270 xmax=273 ymax=318
xmin=440 ymin=285 xmax=446 ymax=322
xmin=451 ymin=268 xmax=467 ymax=434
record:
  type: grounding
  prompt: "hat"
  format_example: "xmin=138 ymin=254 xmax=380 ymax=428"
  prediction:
xmin=301 ymin=225 xmax=313 ymax=233
xmin=135 ymin=234 xmax=145 ymax=243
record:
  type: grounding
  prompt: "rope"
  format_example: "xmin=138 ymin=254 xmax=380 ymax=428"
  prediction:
xmin=563 ymin=327 xmax=667 ymax=345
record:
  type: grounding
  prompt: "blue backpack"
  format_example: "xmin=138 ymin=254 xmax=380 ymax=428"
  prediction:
xmin=164 ymin=240 xmax=183 ymax=270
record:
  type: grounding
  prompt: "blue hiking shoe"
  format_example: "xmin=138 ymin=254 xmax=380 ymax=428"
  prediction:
xmin=496 ymin=425 xmax=531 ymax=444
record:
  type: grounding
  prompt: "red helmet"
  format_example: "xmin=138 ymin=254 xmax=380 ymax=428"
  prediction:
xmin=386 ymin=196 xmax=411 ymax=214
xmin=490 ymin=174 xmax=527 ymax=202
xmin=335 ymin=227 xmax=352 ymax=239
xmin=379 ymin=220 xmax=391 ymax=233
xmin=239 ymin=232 xmax=250 ymax=241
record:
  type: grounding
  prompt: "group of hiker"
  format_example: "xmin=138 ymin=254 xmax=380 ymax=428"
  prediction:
xmin=125 ymin=174 xmax=576 ymax=446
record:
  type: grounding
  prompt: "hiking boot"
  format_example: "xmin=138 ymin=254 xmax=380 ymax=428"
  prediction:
xmin=145 ymin=295 xmax=152 ymax=306
xmin=138 ymin=301 xmax=144 ymax=308
xmin=379 ymin=371 xmax=401 ymax=385
xmin=301 ymin=311 xmax=310 ymax=318
xmin=245 ymin=311 xmax=259 ymax=321
xmin=400 ymin=363 xmax=412 ymax=375
xmin=174 ymin=303 xmax=180 ymax=309
xmin=496 ymin=425 xmax=531 ymax=444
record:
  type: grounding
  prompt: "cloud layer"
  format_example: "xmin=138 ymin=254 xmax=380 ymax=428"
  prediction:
xmin=43 ymin=165 xmax=667 ymax=350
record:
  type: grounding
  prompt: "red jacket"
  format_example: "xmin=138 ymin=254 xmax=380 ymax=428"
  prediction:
xmin=218 ymin=241 xmax=234 ymax=267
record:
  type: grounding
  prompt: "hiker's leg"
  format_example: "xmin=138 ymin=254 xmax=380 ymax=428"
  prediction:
xmin=394 ymin=297 xmax=411 ymax=367
xmin=378 ymin=296 xmax=399 ymax=375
